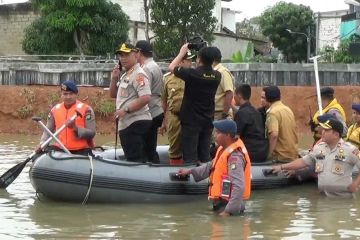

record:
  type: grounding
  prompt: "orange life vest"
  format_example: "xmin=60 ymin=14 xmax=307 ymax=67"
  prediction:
xmin=51 ymin=100 xmax=91 ymax=151
xmin=208 ymin=139 xmax=251 ymax=201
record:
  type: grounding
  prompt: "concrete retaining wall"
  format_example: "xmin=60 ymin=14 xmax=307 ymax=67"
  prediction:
xmin=1 ymin=62 xmax=360 ymax=87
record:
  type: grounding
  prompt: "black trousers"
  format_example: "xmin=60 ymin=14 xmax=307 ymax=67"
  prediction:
xmin=145 ymin=113 xmax=164 ymax=163
xmin=119 ymin=120 xmax=152 ymax=162
xmin=181 ymin=123 xmax=213 ymax=163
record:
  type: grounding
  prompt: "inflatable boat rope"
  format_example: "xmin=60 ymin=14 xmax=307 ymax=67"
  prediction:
xmin=82 ymin=154 xmax=94 ymax=205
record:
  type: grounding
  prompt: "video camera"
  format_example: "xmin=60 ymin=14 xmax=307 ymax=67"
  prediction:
xmin=188 ymin=36 xmax=207 ymax=51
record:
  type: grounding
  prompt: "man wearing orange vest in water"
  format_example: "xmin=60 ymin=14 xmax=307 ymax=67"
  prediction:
xmin=35 ymin=80 xmax=96 ymax=156
xmin=178 ymin=119 xmax=251 ymax=216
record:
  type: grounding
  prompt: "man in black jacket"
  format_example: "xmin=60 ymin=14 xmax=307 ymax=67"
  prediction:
xmin=234 ymin=84 xmax=268 ymax=162
xmin=168 ymin=44 xmax=221 ymax=163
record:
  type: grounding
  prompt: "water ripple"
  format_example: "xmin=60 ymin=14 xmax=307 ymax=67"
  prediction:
xmin=1 ymin=135 xmax=360 ymax=239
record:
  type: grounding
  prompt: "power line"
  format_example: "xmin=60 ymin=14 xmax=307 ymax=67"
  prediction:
xmin=339 ymin=24 xmax=360 ymax=39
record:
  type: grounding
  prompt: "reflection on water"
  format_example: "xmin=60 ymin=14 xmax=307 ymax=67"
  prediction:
xmin=0 ymin=134 xmax=360 ymax=239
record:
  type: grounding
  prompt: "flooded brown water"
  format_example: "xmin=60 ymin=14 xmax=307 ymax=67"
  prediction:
xmin=1 ymin=134 xmax=360 ymax=239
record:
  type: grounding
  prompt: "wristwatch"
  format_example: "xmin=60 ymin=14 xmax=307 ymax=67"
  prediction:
xmin=124 ymin=105 xmax=131 ymax=113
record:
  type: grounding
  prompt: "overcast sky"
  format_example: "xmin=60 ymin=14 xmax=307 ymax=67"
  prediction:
xmin=0 ymin=0 xmax=349 ymax=20
xmin=222 ymin=0 xmax=349 ymax=20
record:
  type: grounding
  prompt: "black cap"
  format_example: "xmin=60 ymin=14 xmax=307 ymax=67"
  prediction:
xmin=320 ymin=87 xmax=334 ymax=97
xmin=264 ymin=86 xmax=281 ymax=102
xmin=317 ymin=113 xmax=336 ymax=123
xmin=135 ymin=40 xmax=152 ymax=53
xmin=61 ymin=80 xmax=78 ymax=93
xmin=319 ymin=119 xmax=343 ymax=136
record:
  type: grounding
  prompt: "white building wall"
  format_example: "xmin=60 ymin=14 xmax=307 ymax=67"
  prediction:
xmin=221 ymin=8 xmax=236 ymax=32
xmin=213 ymin=0 xmax=222 ymax=31
xmin=212 ymin=34 xmax=250 ymax=60
xmin=318 ymin=17 xmax=342 ymax=50
xmin=315 ymin=10 xmax=348 ymax=52
xmin=111 ymin=0 xmax=244 ymax=56
xmin=112 ymin=0 xmax=224 ymax=26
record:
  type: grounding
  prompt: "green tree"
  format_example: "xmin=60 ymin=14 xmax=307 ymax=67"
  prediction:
xmin=236 ymin=17 xmax=265 ymax=40
xmin=320 ymin=35 xmax=360 ymax=63
xmin=22 ymin=0 xmax=129 ymax=56
xmin=150 ymin=0 xmax=217 ymax=59
xmin=259 ymin=2 xmax=314 ymax=62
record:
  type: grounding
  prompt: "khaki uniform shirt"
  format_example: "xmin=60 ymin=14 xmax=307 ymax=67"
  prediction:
xmin=162 ymin=72 xmax=185 ymax=114
xmin=116 ymin=63 xmax=152 ymax=130
xmin=266 ymin=101 xmax=298 ymax=161
xmin=302 ymin=139 xmax=360 ymax=198
xmin=142 ymin=58 xmax=164 ymax=118
xmin=214 ymin=63 xmax=234 ymax=114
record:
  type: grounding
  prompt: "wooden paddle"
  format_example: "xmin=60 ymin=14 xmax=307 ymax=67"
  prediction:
xmin=0 ymin=113 xmax=80 ymax=189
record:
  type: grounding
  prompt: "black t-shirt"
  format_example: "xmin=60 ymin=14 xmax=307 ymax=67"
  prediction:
xmin=234 ymin=102 xmax=268 ymax=162
xmin=174 ymin=66 xmax=221 ymax=127
xmin=257 ymin=106 xmax=267 ymax=129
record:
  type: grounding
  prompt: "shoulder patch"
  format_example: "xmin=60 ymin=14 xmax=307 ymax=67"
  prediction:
xmin=230 ymin=163 xmax=236 ymax=170
xmin=136 ymin=74 xmax=145 ymax=86
xmin=228 ymin=153 xmax=243 ymax=164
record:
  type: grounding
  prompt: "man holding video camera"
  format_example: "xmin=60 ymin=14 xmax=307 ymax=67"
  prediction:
xmin=168 ymin=42 xmax=221 ymax=164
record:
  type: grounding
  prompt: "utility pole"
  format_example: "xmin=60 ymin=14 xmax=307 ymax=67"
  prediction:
xmin=286 ymin=28 xmax=311 ymax=63
xmin=307 ymin=26 xmax=311 ymax=63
